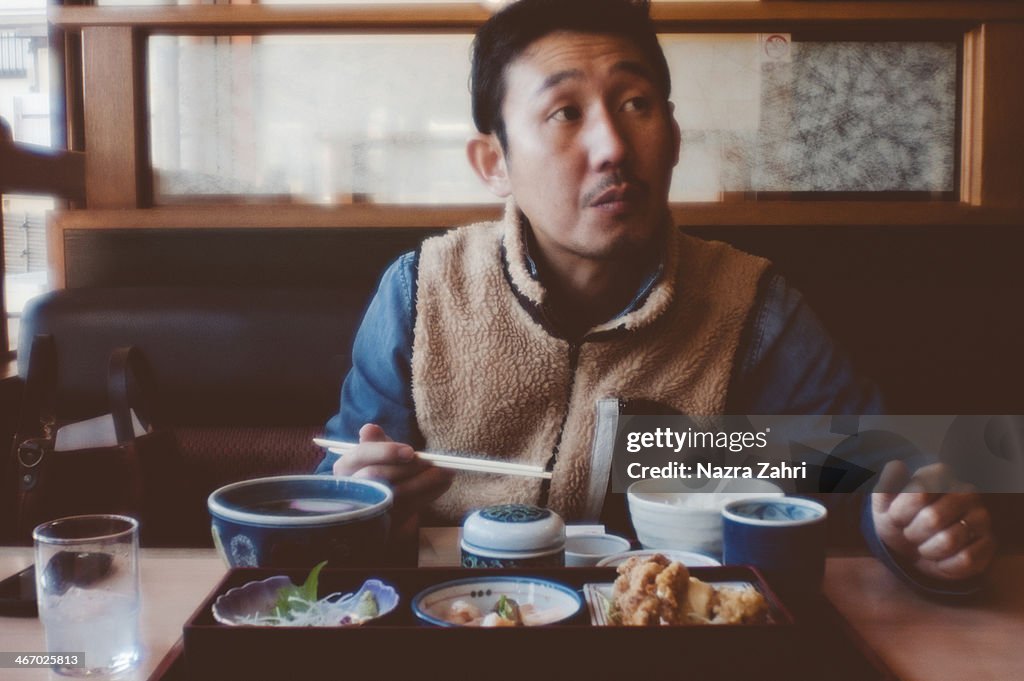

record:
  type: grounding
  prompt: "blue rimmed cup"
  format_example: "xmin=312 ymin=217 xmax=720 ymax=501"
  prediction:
xmin=722 ymin=496 xmax=828 ymax=594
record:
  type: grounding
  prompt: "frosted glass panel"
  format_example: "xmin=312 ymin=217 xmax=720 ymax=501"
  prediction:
xmin=667 ymin=36 xmax=958 ymax=199
xmin=149 ymin=34 xmax=484 ymax=204
xmin=149 ymin=34 xmax=958 ymax=204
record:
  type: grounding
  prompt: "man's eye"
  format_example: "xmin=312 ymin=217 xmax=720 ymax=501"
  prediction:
xmin=622 ymin=97 xmax=651 ymax=113
xmin=549 ymin=106 xmax=582 ymax=122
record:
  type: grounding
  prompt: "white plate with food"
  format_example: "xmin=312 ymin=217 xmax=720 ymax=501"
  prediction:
xmin=412 ymin=576 xmax=582 ymax=627
xmin=586 ymin=553 xmax=772 ymax=626
xmin=212 ymin=562 xmax=399 ymax=627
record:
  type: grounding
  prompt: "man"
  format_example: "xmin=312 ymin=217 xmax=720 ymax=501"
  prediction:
xmin=318 ymin=0 xmax=994 ymax=586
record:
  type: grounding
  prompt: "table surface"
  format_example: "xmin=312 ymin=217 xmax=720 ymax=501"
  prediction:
xmin=1 ymin=530 xmax=1022 ymax=681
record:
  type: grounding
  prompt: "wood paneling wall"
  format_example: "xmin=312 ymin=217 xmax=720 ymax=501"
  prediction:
xmin=82 ymin=26 xmax=148 ymax=208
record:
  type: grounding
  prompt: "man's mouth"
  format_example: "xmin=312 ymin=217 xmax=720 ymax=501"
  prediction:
xmin=588 ymin=183 xmax=640 ymax=212
xmin=583 ymin=169 xmax=649 ymax=211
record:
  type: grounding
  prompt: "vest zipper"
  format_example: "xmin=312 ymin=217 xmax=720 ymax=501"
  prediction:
xmin=538 ymin=341 xmax=582 ymax=507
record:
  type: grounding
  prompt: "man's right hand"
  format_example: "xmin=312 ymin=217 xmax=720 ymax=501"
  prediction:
xmin=331 ymin=423 xmax=453 ymax=541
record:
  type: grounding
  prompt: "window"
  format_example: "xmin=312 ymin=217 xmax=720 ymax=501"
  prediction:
xmin=149 ymin=33 xmax=485 ymax=205
xmin=1 ymin=0 xmax=50 ymax=354
xmin=149 ymin=33 xmax=958 ymax=205
xmin=44 ymin=1 xmax=1024 ymax=227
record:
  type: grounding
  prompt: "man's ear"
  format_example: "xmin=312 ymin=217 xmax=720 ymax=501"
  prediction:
xmin=467 ymin=133 xmax=511 ymax=197
xmin=668 ymin=101 xmax=681 ymax=167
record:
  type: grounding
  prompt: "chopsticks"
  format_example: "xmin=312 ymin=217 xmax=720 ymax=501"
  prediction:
xmin=313 ymin=438 xmax=553 ymax=480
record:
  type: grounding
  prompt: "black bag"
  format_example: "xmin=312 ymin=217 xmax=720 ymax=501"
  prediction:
xmin=10 ymin=335 xmax=190 ymax=545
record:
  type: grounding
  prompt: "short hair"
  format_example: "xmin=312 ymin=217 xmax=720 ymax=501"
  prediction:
xmin=470 ymin=0 xmax=671 ymax=152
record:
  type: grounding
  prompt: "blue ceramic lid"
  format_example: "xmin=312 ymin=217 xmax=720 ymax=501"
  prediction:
xmin=462 ymin=504 xmax=565 ymax=553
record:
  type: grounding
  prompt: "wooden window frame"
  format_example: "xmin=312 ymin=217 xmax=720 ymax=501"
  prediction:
xmin=39 ymin=1 xmax=1024 ymax=286
xmin=0 ymin=125 xmax=83 ymax=359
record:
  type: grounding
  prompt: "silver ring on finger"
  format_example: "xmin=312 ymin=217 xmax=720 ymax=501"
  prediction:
xmin=958 ymin=517 xmax=977 ymax=544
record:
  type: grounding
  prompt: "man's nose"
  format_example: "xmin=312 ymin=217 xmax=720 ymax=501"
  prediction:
xmin=585 ymin=108 xmax=629 ymax=171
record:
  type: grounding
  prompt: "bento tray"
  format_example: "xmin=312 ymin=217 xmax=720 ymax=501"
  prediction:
xmin=177 ymin=566 xmax=895 ymax=681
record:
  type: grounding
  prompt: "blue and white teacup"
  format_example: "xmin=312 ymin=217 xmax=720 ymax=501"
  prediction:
xmin=460 ymin=504 xmax=565 ymax=568
xmin=722 ymin=496 xmax=828 ymax=593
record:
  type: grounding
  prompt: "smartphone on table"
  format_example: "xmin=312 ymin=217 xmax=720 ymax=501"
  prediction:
xmin=0 ymin=565 xmax=37 ymax=617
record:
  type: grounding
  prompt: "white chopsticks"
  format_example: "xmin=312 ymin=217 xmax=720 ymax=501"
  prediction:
xmin=313 ymin=438 xmax=553 ymax=480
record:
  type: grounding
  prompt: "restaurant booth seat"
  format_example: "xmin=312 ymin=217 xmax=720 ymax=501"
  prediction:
xmin=5 ymin=223 xmax=1024 ymax=547
xmin=13 ymin=287 xmax=371 ymax=546
xmin=5 ymin=225 xmax=444 ymax=546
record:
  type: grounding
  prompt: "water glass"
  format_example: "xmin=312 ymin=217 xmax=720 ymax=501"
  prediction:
xmin=33 ymin=514 xmax=141 ymax=677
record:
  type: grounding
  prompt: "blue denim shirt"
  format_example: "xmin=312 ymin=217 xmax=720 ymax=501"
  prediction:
xmin=319 ymin=249 xmax=974 ymax=595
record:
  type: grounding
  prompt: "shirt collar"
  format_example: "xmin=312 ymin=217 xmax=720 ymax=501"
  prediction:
xmin=517 ymin=212 xmax=668 ymax=321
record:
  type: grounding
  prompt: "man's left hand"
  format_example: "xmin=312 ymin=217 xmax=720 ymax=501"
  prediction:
xmin=871 ymin=460 xmax=996 ymax=581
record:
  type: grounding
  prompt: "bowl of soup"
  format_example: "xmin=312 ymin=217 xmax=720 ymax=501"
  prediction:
xmin=208 ymin=475 xmax=392 ymax=568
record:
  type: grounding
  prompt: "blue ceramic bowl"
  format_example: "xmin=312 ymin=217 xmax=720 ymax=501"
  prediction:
xmin=412 ymin=576 xmax=583 ymax=627
xmin=208 ymin=475 xmax=392 ymax=568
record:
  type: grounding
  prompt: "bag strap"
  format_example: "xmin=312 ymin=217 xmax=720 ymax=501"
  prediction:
xmin=12 ymin=335 xmax=58 ymax=539
xmin=108 ymin=346 xmax=161 ymax=444
xmin=14 ymin=334 xmax=58 ymax=444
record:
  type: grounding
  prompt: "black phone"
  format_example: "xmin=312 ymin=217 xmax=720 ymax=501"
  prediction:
xmin=0 ymin=565 xmax=38 ymax=618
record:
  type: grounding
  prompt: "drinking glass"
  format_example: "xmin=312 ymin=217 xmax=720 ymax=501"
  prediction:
xmin=33 ymin=514 xmax=141 ymax=677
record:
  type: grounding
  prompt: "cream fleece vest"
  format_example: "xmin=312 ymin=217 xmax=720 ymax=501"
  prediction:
xmin=412 ymin=207 xmax=769 ymax=525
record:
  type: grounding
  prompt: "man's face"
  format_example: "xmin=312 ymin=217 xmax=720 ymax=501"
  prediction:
xmin=474 ymin=31 xmax=680 ymax=264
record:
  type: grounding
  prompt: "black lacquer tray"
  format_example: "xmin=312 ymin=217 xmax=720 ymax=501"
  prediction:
xmin=160 ymin=566 xmax=896 ymax=681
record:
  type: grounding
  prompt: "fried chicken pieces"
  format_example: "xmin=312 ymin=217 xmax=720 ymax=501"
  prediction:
xmin=610 ymin=554 xmax=768 ymax=626
xmin=611 ymin=554 xmax=691 ymax=625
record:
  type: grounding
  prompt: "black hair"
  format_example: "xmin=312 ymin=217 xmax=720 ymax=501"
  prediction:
xmin=470 ymin=0 xmax=671 ymax=153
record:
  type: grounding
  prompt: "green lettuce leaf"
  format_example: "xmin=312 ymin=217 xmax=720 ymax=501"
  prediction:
xmin=272 ymin=561 xmax=327 ymax=619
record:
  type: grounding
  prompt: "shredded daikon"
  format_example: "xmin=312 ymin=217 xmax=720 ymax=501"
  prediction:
xmin=237 ymin=589 xmax=380 ymax=627
xmin=232 ymin=562 xmax=383 ymax=627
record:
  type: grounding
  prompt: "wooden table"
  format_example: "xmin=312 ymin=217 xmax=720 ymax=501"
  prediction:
xmin=1 ymin=536 xmax=1022 ymax=681
xmin=825 ymin=553 xmax=1024 ymax=681
xmin=0 ymin=548 xmax=225 ymax=681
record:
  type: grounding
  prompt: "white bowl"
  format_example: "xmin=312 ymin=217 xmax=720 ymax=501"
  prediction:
xmin=564 ymin=533 xmax=632 ymax=567
xmin=626 ymin=478 xmax=783 ymax=557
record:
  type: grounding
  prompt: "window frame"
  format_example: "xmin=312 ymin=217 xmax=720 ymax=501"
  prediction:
xmin=32 ymin=1 xmax=1024 ymax=287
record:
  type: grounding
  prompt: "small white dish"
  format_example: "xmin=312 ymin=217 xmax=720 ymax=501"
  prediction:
xmin=595 ymin=549 xmax=721 ymax=568
xmin=412 ymin=576 xmax=582 ymax=627
xmin=564 ymin=533 xmax=632 ymax=567
xmin=212 ymin=575 xmax=399 ymax=626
